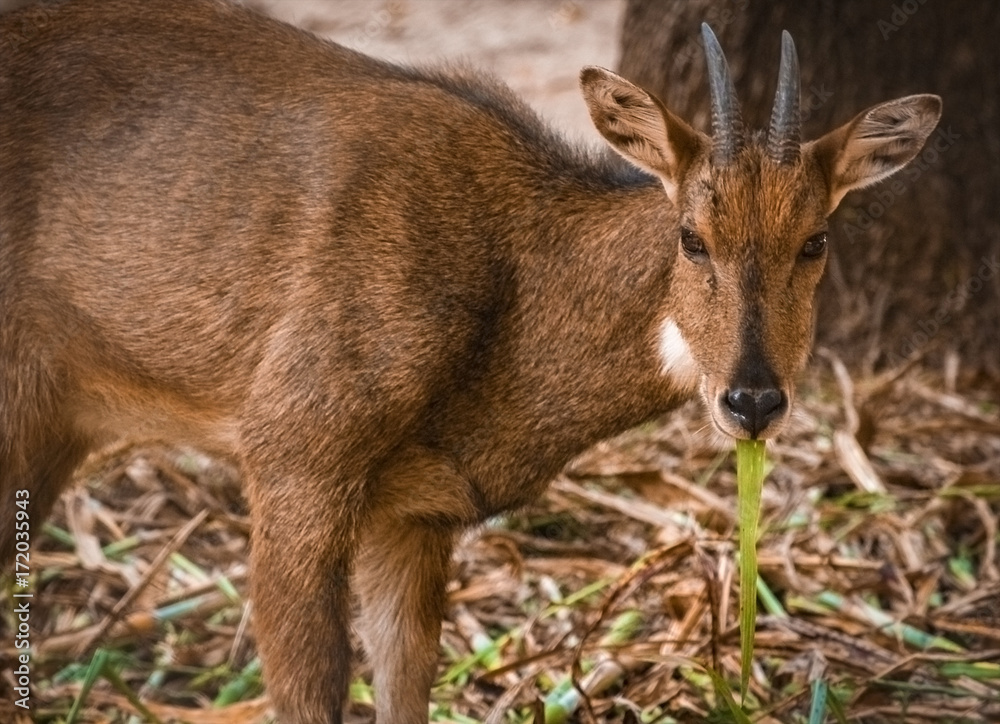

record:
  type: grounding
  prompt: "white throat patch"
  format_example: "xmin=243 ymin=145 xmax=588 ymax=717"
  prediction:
xmin=658 ymin=318 xmax=699 ymax=389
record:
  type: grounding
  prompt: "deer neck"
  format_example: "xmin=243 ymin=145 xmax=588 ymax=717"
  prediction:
xmin=431 ymin=171 xmax=695 ymax=511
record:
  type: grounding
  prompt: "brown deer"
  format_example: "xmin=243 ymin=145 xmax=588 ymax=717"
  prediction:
xmin=0 ymin=1 xmax=940 ymax=722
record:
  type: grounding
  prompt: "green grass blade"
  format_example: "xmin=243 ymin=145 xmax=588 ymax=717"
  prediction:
xmin=704 ymin=667 xmax=754 ymax=724
xmin=939 ymin=661 xmax=1000 ymax=679
xmin=214 ymin=657 xmax=262 ymax=706
xmin=827 ymin=686 xmax=850 ymax=724
xmin=808 ymin=679 xmax=828 ymax=724
xmin=815 ymin=591 xmax=964 ymax=652
xmin=736 ymin=438 xmax=767 ymax=703
xmin=65 ymin=648 xmax=110 ymax=724
xmin=543 ymin=677 xmax=579 ymax=724
xmin=757 ymin=572 xmax=787 ymax=617
xmin=102 ymin=663 xmax=165 ymax=724
xmin=350 ymin=678 xmax=375 ymax=706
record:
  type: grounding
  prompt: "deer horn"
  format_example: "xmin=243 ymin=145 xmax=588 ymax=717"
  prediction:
xmin=766 ymin=31 xmax=801 ymax=165
xmin=701 ymin=23 xmax=744 ymax=165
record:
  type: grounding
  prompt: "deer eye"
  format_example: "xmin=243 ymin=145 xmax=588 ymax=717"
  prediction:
xmin=800 ymin=231 xmax=828 ymax=259
xmin=680 ymin=227 xmax=708 ymax=261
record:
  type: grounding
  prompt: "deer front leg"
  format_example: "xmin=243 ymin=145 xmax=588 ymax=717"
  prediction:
xmin=355 ymin=448 xmax=472 ymax=723
xmin=240 ymin=367 xmax=383 ymax=724
xmin=0 ymin=356 xmax=90 ymax=566
xmin=240 ymin=321 xmax=462 ymax=722
xmin=1 ymin=433 xmax=89 ymax=566
xmin=245 ymin=461 xmax=362 ymax=724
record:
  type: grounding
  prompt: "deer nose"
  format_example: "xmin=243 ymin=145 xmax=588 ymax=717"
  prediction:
xmin=723 ymin=388 xmax=786 ymax=438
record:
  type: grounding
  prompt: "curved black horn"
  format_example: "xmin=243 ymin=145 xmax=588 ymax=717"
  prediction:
xmin=766 ymin=30 xmax=801 ymax=165
xmin=701 ymin=23 xmax=744 ymax=164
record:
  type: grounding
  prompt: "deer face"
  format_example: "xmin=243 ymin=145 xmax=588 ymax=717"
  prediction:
xmin=582 ymin=25 xmax=941 ymax=439
xmin=667 ymin=150 xmax=830 ymax=438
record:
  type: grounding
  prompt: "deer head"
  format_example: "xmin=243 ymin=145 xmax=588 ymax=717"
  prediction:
xmin=581 ymin=24 xmax=941 ymax=439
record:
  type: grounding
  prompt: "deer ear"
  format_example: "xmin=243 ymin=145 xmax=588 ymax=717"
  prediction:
xmin=809 ymin=94 xmax=942 ymax=212
xmin=580 ymin=66 xmax=705 ymax=201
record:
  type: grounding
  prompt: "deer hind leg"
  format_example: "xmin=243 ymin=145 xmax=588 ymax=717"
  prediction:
xmin=355 ymin=447 xmax=474 ymax=724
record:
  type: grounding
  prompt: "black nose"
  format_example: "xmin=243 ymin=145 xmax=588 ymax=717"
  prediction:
xmin=723 ymin=388 xmax=786 ymax=438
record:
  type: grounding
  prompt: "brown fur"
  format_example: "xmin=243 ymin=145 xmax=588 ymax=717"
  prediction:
xmin=0 ymin=1 xmax=940 ymax=722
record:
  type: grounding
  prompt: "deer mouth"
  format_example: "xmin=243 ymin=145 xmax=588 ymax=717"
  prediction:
xmin=705 ymin=382 xmax=791 ymax=440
